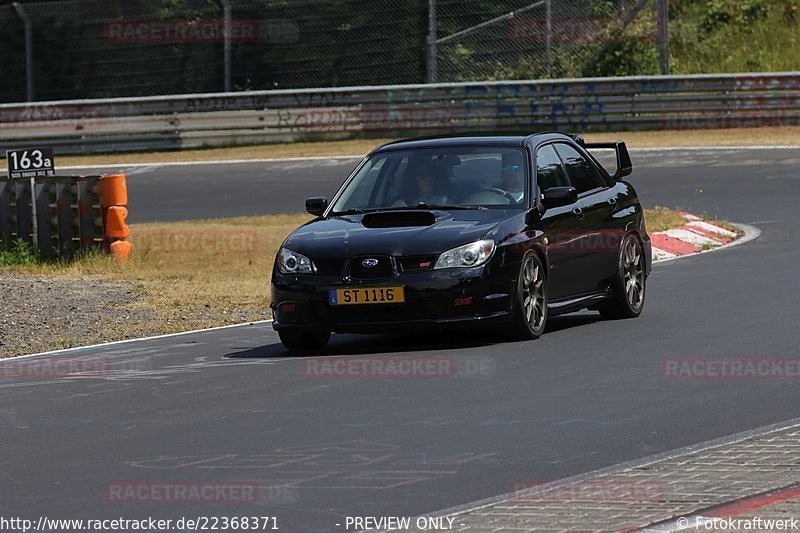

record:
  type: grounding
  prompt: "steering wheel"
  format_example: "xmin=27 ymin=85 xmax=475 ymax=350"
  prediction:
xmin=462 ymin=188 xmax=517 ymax=205
xmin=489 ymin=188 xmax=519 ymax=203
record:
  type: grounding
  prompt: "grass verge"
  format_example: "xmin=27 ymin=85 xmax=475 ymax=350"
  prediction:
xmin=3 ymin=214 xmax=311 ymax=333
xmin=645 ymin=206 xmax=691 ymax=233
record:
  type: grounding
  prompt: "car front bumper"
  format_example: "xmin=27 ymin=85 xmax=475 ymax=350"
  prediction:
xmin=271 ymin=264 xmax=517 ymax=334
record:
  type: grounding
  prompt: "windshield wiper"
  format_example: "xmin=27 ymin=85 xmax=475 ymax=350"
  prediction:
xmin=329 ymin=208 xmax=367 ymax=215
xmin=416 ymin=203 xmax=488 ymax=210
xmin=332 ymin=204 xmax=488 ymax=215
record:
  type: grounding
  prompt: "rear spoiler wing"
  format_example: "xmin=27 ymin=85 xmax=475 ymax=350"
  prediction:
xmin=570 ymin=135 xmax=633 ymax=180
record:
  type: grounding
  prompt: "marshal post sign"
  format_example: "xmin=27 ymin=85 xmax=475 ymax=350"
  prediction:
xmin=5 ymin=148 xmax=56 ymax=179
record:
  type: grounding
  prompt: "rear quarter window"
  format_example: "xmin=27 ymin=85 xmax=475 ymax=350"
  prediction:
xmin=554 ymin=143 xmax=605 ymax=194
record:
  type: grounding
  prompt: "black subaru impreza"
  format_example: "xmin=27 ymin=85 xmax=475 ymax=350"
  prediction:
xmin=271 ymin=132 xmax=651 ymax=351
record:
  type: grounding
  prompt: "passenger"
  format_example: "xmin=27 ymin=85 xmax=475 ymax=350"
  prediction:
xmin=394 ymin=162 xmax=450 ymax=206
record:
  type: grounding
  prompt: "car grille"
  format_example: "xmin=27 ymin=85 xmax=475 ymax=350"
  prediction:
xmin=348 ymin=255 xmax=393 ymax=280
xmin=398 ymin=255 xmax=437 ymax=272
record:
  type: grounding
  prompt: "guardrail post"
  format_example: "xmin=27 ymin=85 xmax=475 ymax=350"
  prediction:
xmin=0 ymin=179 xmax=13 ymax=245
xmin=32 ymin=177 xmax=53 ymax=257
xmin=55 ymin=179 xmax=75 ymax=257
xmin=77 ymin=176 xmax=102 ymax=250
xmin=13 ymin=179 xmax=33 ymax=246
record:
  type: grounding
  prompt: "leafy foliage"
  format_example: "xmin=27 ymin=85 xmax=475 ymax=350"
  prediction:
xmin=0 ymin=239 xmax=39 ymax=266
xmin=670 ymin=0 xmax=800 ymax=74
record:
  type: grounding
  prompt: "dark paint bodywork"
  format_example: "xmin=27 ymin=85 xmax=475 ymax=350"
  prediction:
xmin=271 ymin=133 xmax=652 ymax=334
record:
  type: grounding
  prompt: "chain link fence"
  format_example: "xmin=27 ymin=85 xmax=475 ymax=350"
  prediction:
xmin=434 ymin=0 xmax=667 ymax=82
xmin=0 ymin=0 xmax=667 ymax=104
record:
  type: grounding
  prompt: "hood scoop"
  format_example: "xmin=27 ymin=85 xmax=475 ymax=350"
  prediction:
xmin=361 ymin=210 xmax=439 ymax=228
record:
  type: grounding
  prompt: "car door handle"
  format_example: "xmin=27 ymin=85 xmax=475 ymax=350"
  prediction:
xmin=572 ymin=207 xmax=584 ymax=219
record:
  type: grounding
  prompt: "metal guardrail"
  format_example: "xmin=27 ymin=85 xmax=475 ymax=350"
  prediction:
xmin=0 ymin=175 xmax=103 ymax=257
xmin=1 ymin=72 xmax=799 ymax=155
xmin=0 ymin=174 xmax=131 ymax=258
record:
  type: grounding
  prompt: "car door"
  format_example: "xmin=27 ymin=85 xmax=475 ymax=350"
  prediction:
xmin=553 ymin=142 xmax=620 ymax=293
xmin=533 ymin=143 xmax=588 ymax=301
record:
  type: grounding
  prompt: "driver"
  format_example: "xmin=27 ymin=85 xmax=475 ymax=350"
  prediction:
xmin=500 ymin=154 xmax=525 ymax=202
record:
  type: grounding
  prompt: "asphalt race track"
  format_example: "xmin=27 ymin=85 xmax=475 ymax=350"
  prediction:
xmin=95 ymin=157 xmax=361 ymax=222
xmin=1 ymin=148 xmax=798 ymax=531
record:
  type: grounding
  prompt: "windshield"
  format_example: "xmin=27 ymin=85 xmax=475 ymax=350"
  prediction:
xmin=329 ymin=146 xmax=529 ymax=213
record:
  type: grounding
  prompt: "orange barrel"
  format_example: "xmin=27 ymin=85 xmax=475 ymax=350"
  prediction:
xmin=105 ymin=206 xmax=131 ymax=240
xmin=110 ymin=239 xmax=132 ymax=260
xmin=98 ymin=174 xmax=128 ymax=208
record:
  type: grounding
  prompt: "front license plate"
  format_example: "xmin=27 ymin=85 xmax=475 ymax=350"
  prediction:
xmin=329 ymin=286 xmax=405 ymax=305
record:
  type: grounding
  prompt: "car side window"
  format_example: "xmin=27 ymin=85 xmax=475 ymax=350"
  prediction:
xmin=554 ymin=143 xmax=605 ymax=194
xmin=536 ymin=144 xmax=570 ymax=191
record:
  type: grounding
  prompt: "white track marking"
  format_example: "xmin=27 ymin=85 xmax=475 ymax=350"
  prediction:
xmin=662 ymin=228 xmax=721 ymax=247
xmin=686 ymin=220 xmax=738 ymax=238
xmin=1 ymin=320 xmax=273 ymax=361
xmin=652 ymin=223 xmax=760 ymax=265
xmin=652 ymin=247 xmax=678 ymax=261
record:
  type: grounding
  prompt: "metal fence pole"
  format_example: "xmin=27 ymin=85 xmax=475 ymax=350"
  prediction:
xmin=12 ymin=2 xmax=34 ymax=101
xmin=222 ymin=0 xmax=232 ymax=92
xmin=658 ymin=0 xmax=670 ymax=75
xmin=545 ymin=0 xmax=553 ymax=77
xmin=427 ymin=0 xmax=437 ymax=83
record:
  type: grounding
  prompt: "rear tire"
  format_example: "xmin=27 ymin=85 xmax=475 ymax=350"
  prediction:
xmin=508 ymin=252 xmax=548 ymax=340
xmin=278 ymin=328 xmax=331 ymax=351
xmin=598 ymin=234 xmax=646 ymax=319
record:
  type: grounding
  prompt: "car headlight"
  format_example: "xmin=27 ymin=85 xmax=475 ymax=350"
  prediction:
xmin=277 ymin=247 xmax=315 ymax=274
xmin=434 ymin=240 xmax=495 ymax=269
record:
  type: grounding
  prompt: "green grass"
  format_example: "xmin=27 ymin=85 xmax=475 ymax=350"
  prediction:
xmin=0 ymin=240 xmax=39 ymax=266
xmin=644 ymin=206 xmax=690 ymax=233
xmin=670 ymin=0 xmax=800 ymax=73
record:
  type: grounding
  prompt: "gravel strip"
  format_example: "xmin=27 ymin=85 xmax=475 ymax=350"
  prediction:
xmin=0 ymin=269 xmax=272 ymax=358
xmin=0 ymin=269 xmax=163 ymax=358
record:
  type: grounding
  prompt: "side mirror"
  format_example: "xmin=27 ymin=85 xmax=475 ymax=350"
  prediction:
xmin=305 ymin=196 xmax=328 ymax=216
xmin=542 ymin=186 xmax=577 ymax=209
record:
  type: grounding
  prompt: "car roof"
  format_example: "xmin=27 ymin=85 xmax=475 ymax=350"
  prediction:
xmin=371 ymin=132 xmax=576 ymax=154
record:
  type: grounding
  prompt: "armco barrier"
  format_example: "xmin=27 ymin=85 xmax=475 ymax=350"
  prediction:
xmin=0 ymin=173 xmax=131 ymax=258
xmin=1 ymin=72 xmax=799 ymax=154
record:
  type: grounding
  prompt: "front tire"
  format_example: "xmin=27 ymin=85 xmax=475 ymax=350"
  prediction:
xmin=278 ymin=328 xmax=331 ymax=351
xmin=598 ymin=234 xmax=646 ymax=319
xmin=508 ymin=252 xmax=548 ymax=340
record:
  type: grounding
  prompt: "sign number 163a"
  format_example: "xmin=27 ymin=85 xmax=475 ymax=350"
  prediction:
xmin=5 ymin=148 xmax=56 ymax=179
